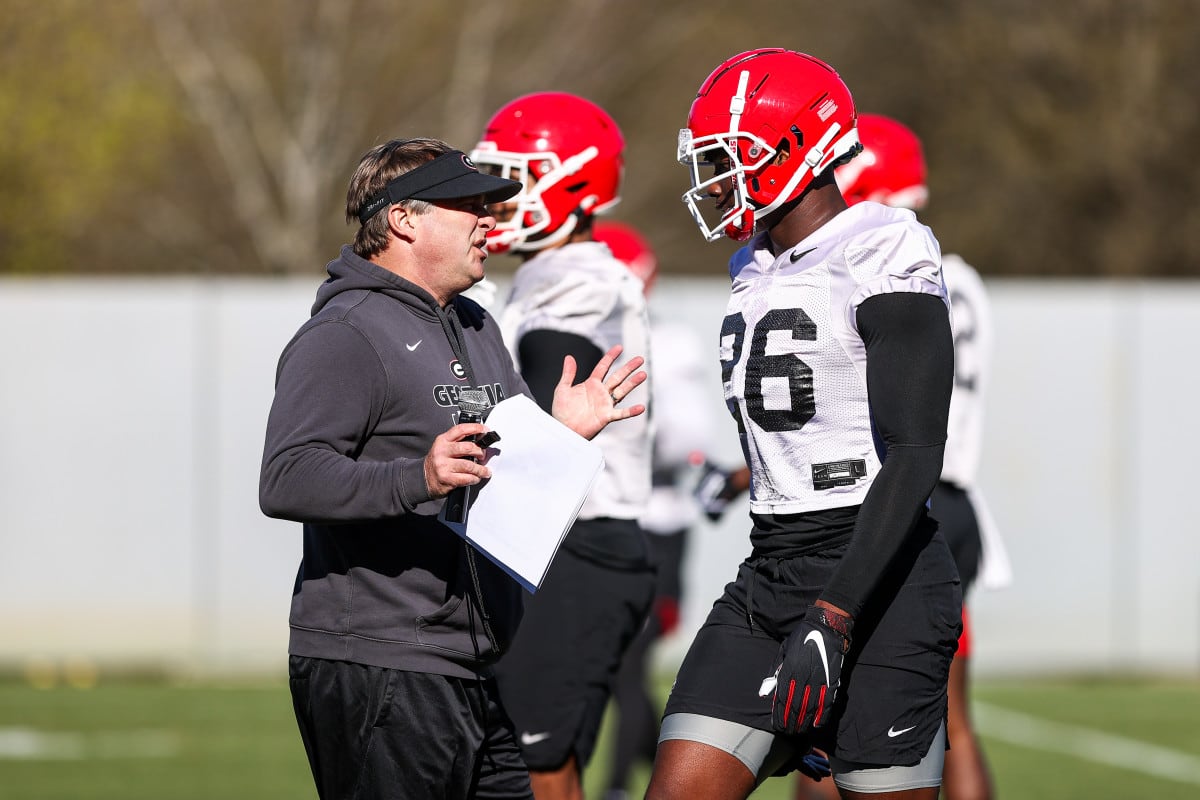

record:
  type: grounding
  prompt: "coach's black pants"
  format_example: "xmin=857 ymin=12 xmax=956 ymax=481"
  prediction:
xmin=289 ymin=656 xmax=533 ymax=800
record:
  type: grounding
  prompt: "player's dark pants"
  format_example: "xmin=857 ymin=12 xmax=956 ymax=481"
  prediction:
xmin=664 ymin=515 xmax=961 ymax=768
xmin=606 ymin=527 xmax=688 ymax=793
xmin=494 ymin=518 xmax=656 ymax=772
xmin=930 ymin=480 xmax=982 ymax=593
xmin=289 ymin=656 xmax=533 ymax=800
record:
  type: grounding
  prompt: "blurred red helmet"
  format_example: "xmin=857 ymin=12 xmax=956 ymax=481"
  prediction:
xmin=678 ymin=48 xmax=859 ymax=242
xmin=471 ymin=92 xmax=624 ymax=254
xmin=593 ymin=220 xmax=658 ymax=295
xmin=835 ymin=113 xmax=928 ymax=210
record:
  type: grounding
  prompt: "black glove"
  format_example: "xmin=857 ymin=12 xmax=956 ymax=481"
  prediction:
xmin=693 ymin=461 xmax=739 ymax=521
xmin=770 ymin=605 xmax=853 ymax=735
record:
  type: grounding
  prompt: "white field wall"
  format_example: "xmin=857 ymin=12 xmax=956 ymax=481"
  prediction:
xmin=1 ymin=276 xmax=1196 ymax=678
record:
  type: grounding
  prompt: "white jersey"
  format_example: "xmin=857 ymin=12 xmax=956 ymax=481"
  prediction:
xmin=940 ymin=254 xmax=1012 ymax=589
xmin=500 ymin=241 xmax=653 ymax=520
xmin=723 ymin=202 xmax=946 ymax=515
xmin=641 ymin=318 xmax=710 ymax=535
xmin=940 ymin=254 xmax=991 ymax=489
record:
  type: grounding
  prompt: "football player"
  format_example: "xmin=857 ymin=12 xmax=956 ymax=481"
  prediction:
xmin=471 ymin=93 xmax=656 ymax=800
xmin=834 ymin=113 xmax=1011 ymax=800
xmin=646 ymin=49 xmax=961 ymax=800
xmin=591 ymin=221 xmax=712 ymax=800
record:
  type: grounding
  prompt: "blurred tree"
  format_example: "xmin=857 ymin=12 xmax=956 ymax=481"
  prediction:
xmin=0 ymin=0 xmax=1195 ymax=277
xmin=139 ymin=0 xmax=529 ymax=274
xmin=855 ymin=0 xmax=1200 ymax=278
xmin=465 ymin=0 xmax=1200 ymax=280
xmin=142 ymin=0 xmax=365 ymax=274
xmin=0 ymin=0 xmax=178 ymax=275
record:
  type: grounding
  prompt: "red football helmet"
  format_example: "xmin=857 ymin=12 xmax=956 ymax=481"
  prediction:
xmin=592 ymin=220 xmax=658 ymax=295
xmin=471 ymin=92 xmax=624 ymax=254
xmin=678 ymin=49 xmax=860 ymax=242
xmin=835 ymin=113 xmax=929 ymax=210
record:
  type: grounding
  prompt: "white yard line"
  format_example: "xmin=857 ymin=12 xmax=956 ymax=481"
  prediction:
xmin=976 ymin=702 xmax=1200 ymax=786
xmin=0 ymin=727 xmax=179 ymax=760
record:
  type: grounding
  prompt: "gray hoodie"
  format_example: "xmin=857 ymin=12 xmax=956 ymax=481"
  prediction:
xmin=260 ymin=245 xmax=528 ymax=677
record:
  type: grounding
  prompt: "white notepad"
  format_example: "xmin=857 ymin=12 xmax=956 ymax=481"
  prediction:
xmin=439 ymin=393 xmax=604 ymax=593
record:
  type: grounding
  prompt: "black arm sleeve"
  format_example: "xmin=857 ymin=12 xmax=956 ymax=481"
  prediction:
xmin=819 ymin=292 xmax=954 ymax=617
xmin=516 ymin=329 xmax=604 ymax=414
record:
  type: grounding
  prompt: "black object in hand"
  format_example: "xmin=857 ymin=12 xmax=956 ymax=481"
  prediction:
xmin=444 ymin=389 xmax=492 ymax=524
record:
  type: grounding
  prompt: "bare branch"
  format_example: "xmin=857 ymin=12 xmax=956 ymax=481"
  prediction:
xmin=441 ymin=0 xmax=506 ymax=148
xmin=142 ymin=0 xmax=290 ymax=270
xmin=141 ymin=0 xmax=366 ymax=273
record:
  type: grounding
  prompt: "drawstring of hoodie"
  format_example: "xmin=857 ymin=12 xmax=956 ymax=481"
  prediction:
xmin=437 ymin=301 xmax=501 ymax=658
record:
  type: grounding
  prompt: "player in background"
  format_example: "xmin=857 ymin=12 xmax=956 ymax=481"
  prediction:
xmin=591 ymin=221 xmax=712 ymax=800
xmin=646 ymin=49 xmax=960 ymax=800
xmin=471 ymin=93 xmax=656 ymax=800
xmin=833 ymin=113 xmax=1012 ymax=800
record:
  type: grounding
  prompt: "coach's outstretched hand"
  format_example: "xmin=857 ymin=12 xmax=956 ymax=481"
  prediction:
xmin=767 ymin=604 xmax=853 ymax=735
xmin=551 ymin=344 xmax=647 ymax=440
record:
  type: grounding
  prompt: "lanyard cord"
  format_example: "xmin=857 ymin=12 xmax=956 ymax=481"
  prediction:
xmin=436 ymin=302 xmax=500 ymax=656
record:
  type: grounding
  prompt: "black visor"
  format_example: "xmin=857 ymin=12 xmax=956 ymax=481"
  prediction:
xmin=357 ymin=151 xmax=522 ymax=224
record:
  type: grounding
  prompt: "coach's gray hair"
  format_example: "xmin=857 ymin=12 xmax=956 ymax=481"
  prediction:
xmin=346 ymin=137 xmax=451 ymax=258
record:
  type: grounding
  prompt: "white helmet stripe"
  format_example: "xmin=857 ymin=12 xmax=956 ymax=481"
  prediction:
xmin=728 ymin=70 xmax=751 ymax=134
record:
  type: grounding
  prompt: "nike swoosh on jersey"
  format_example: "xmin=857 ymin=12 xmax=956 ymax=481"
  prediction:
xmin=789 ymin=247 xmax=818 ymax=263
xmin=887 ymin=724 xmax=917 ymax=738
xmin=406 ymin=340 xmax=422 ymax=351
xmin=804 ymin=629 xmax=831 ymax=685
xmin=520 ymin=731 xmax=552 ymax=746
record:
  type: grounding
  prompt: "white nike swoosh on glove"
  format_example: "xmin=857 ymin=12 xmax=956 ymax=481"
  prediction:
xmin=804 ymin=629 xmax=831 ymax=685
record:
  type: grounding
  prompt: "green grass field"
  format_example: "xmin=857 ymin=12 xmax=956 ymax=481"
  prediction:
xmin=1 ymin=675 xmax=1197 ymax=799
